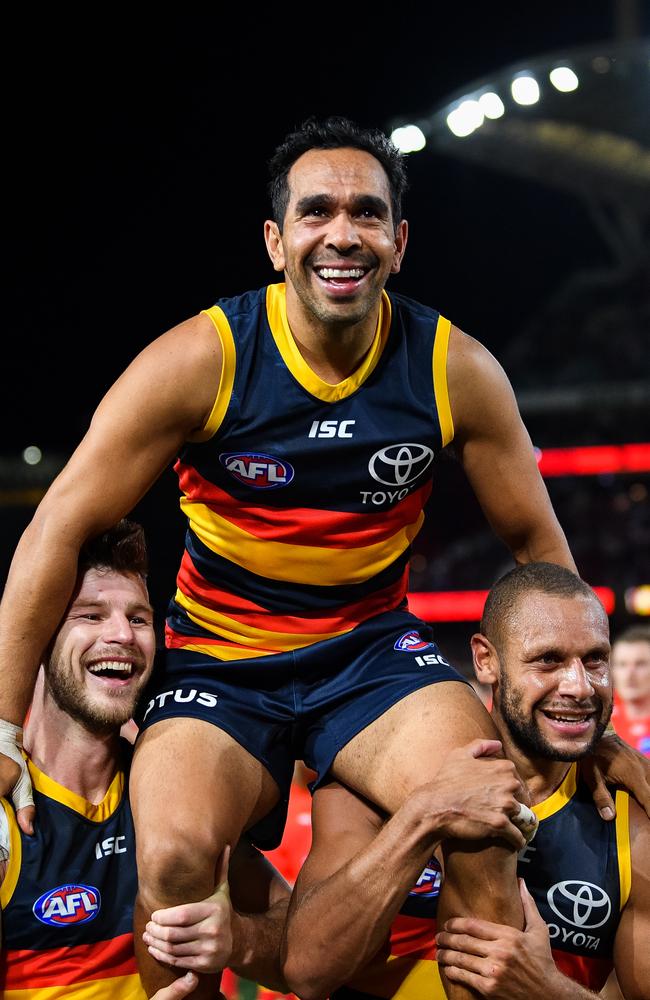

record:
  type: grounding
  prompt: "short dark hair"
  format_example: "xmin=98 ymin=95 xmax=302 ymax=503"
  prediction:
xmin=481 ymin=562 xmax=602 ymax=653
xmin=79 ymin=519 xmax=148 ymax=579
xmin=613 ymin=625 xmax=650 ymax=647
xmin=268 ymin=115 xmax=408 ymax=231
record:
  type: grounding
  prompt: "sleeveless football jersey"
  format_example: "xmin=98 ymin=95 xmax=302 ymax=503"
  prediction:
xmin=0 ymin=759 xmax=144 ymax=999
xmin=165 ymin=283 xmax=453 ymax=661
xmin=332 ymin=765 xmax=630 ymax=998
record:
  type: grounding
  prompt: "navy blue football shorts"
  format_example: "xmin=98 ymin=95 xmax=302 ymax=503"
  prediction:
xmin=136 ymin=608 xmax=469 ymax=849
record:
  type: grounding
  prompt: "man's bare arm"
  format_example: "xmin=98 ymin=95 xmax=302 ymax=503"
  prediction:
xmin=0 ymin=313 xmax=221 ymax=812
xmin=282 ymin=741 xmax=527 ymax=1000
xmin=448 ymin=327 xmax=576 ymax=571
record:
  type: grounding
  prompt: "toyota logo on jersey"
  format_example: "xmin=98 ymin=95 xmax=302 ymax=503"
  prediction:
xmin=220 ymin=452 xmax=295 ymax=489
xmin=368 ymin=443 xmax=434 ymax=487
xmin=546 ymin=880 xmax=611 ymax=929
xmin=33 ymin=884 xmax=101 ymax=926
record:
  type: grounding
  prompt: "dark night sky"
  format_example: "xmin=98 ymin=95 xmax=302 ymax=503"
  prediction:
xmin=7 ymin=3 xmax=645 ymax=451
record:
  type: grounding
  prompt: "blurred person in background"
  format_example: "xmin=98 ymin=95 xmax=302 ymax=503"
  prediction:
xmin=610 ymin=625 xmax=650 ymax=757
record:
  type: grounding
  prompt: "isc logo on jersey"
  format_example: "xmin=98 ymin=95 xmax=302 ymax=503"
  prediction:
xmin=33 ymin=884 xmax=101 ymax=926
xmin=409 ymin=858 xmax=443 ymax=898
xmin=394 ymin=631 xmax=435 ymax=653
xmin=220 ymin=452 xmax=294 ymax=489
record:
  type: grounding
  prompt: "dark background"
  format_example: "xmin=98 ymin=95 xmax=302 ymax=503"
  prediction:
xmin=4 ymin=4 xmax=650 ymax=671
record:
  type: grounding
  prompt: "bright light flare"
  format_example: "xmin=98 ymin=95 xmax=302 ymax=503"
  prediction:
xmin=549 ymin=66 xmax=579 ymax=92
xmin=390 ymin=125 xmax=426 ymax=153
xmin=446 ymin=99 xmax=484 ymax=137
xmin=22 ymin=446 xmax=42 ymax=465
xmin=511 ymin=75 xmax=540 ymax=105
xmin=478 ymin=92 xmax=505 ymax=119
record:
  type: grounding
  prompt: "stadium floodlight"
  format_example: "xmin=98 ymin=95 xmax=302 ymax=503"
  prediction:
xmin=446 ymin=99 xmax=484 ymax=138
xmin=549 ymin=66 xmax=579 ymax=92
xmin=478 ymin=92 xmax=505 ymax=119
xmin=511 ymin=74 xmax=540 ymax=105
xmin=390 ymin=124 xmax=426 ymax=153
xmin=22 ymin=446 xmax=42 ymax=466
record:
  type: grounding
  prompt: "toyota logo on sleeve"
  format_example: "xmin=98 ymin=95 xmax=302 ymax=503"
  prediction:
xmin=368 ymin=443 xmax=434 ymax=486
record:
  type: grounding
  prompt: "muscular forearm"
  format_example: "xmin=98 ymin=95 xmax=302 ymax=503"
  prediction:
xmin=282 ymin=798 xmax=439 ymax=1000
xmin=229 ymin=899 xmax=289 ymax=993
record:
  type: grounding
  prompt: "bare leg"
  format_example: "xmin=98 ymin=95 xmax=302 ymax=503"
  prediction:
xmin=130 ymin=718 xmax=280 ymax=999
xmin=332 ymin=682 xmax=523 ymax=1000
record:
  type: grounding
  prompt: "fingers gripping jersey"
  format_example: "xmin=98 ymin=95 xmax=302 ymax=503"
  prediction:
xmin=167 ymin=283 xmax=453 ymax=660
xmin=0 ymin=759 xmax=144 ymax=999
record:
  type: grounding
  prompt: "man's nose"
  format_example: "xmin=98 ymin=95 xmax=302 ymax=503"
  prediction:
xmin=557 ymin=659 xmax=595 ymax=699
xmin=324 ymin=211 xmax=362 ymax=252
xmin=103 ymin=613 xmax=135 ymax=645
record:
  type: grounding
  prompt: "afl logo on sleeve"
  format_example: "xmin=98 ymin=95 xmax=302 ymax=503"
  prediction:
xmin=409 ymin=857 xmax=442 ymax=898
xmin=33 ymin=883 xmax=101 ymax=926
xmin=219 ymin=452 xmax=295 ymax=489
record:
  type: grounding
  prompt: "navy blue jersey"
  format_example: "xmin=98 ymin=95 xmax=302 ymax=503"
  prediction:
xmin=0 ymin=758 xmax=144 ymax=998
xmin=166 ymin=283 xmax=453 ymax=661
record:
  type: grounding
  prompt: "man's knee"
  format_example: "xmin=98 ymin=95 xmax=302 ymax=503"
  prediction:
xmin=136 ymin=820 xmax=225 ymax=909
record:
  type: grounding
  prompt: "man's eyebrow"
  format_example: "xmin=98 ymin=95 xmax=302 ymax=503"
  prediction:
xmin=294 ymin=193 xmax=337 ymax=215
xmin=293 ymin=193 xmax=390 ymax=216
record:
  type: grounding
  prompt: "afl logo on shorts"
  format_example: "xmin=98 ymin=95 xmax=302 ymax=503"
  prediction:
xmin=394 ymin=630 xmax=434 ymax=652
xmin=33 ymin=884 xmax=101 ymax=926
xmin=220 ymin=452 xmax=295 ymax=489
xmin=409 ymin=858 xmax=443 ymax=898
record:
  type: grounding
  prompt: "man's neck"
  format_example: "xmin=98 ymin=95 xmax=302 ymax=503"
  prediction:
xmin=492 ymin=720 xmax=573 ymax=806
xmin=24 ymin=684 xmax=121 ymax=805
xmin=284 ymin=286 xmax=381 ymax=383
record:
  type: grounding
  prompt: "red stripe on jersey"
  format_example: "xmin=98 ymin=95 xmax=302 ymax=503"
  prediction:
xmin=1 ymin=933 xmax=137 ymax=987
xmin=389 ymin=914 xmax=437 ymax=959
xmin=165 ymin=625 xmax=260 ymax=654
xmin=552 ymin=948 xmax=613 ymax=992
xmin=177 ymin=554 xmax=409 ymax=634
xmin=176 ymin=462 xmax=432 ymax=548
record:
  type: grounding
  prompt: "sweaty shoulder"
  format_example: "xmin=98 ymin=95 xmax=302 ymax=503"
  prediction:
xmin=445 ymin=325 xmax=519 ymax=443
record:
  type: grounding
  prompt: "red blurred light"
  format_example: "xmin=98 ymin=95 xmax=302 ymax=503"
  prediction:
xmin=536 ymin=443 xmax=650 ymax=477
xmin=408 ymin=586 xmax=615 ymax=622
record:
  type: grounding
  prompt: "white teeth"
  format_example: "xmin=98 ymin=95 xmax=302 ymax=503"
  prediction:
xmin=88 ymin=661 xmax=133 ymax=675
xmin=317 ymin=267 xmax=364 ymax=279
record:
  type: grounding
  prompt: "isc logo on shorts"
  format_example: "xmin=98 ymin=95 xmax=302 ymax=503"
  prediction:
xmin=394 ymin=630 xmax=434 ymax=652
xmin=33 ymin=884 xmax=101 ymax=926
xmin=220 ymin=452 xmax=294 ymax=489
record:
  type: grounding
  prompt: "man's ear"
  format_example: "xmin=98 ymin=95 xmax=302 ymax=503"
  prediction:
xmin=264 ymin=220 xmax=285 ymax=272
xmin=390 ymin=218 xmax=408 ymax=274
xmin=471 ymin=633 xmax=500 ymax=686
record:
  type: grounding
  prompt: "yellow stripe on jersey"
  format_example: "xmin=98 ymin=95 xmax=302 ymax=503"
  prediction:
xmin=388 ymin=955 xmax=447 ymax=999
xmin=266 ymin=284 xmax=392 ymax=402
xmin=2 ymin=973 xmax=147 ymax=999
xmin=28 ymin=760 xmax=124 ymax=823
xmin=176 ymin=592 xmax=349 ymax=650
xmin=171 ymin=641 xmax=267 ymax=661
xmin=182 ymin=499 xmax=424 ymax=585
xmin=198 ymin=305 xmax=237 ymax=439
xmin=0 ymin=798 xmax=22 ymax=908
xmin=432 ymin=315 xmax=454 ymax=447
xmin=615 ymin=789 xmax=631 ymax=909
xmin=532 ymin=762 xmax=577 ymax=821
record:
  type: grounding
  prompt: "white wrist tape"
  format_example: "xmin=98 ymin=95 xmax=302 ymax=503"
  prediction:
xmin=0 ymin=720 xmax=34 ymax=811
xmin=512 ymin=801 xmax=539 ymax=844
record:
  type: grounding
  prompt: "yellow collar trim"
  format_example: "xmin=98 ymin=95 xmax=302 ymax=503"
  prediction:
xmin=28 ymin=758 xmax=125 ymax=822
xmin=266 ymin=283 xmax=392 ymax=402
xmin=532 ymin=762 xmax=577 ymax=821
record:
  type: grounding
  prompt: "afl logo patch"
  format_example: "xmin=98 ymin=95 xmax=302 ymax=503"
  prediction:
xmin=395 ymin=630 xmax=434 ymax=652
xmin=33 ymin=884 xmax=101 ymax=926
xmin=220 ymin=452 xmax=294 ymax=489
xmin=409 ymin=858 xmax=443 ymax=898
xmin=368 ymin=443 xmax=434 ymax=487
